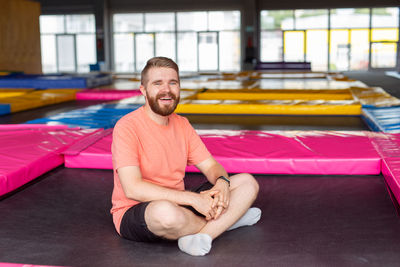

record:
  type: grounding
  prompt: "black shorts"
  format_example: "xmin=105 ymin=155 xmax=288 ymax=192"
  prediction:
xmin=119 ymin=181 xmax=213 ymax=242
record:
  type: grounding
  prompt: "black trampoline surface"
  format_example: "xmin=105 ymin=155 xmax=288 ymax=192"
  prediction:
xmin=1 ymin=168 xmax=400 ymax=267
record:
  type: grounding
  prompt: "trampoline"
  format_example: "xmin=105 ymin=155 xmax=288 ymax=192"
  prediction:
xmin=1 ymin=168 xmax=400 ymax=266
xmin=1 ymin=72 xmax=400 ymax=266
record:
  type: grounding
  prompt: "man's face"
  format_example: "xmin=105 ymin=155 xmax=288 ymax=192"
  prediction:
xmin=141 ymin=67 xmax=180 ymax=116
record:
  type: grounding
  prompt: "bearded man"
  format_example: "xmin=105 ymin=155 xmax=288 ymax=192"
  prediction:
xmin=111 ymin=57 xmax=261 ymax=256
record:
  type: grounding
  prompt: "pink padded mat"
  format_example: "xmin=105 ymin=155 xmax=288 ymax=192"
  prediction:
xmin=382 ymin=158 xmax=400 ymax=205
xmin=76 ymin=89 xmax=141 ymax=100
xmin=64 ymin=130 xmax=381 ymax=175
xmin=0 ymin=263 xmax=62 ymax=267
xmin=0 ymin=125 xmax=99 ymax=196
xmin=369 ymin=133 xmax=400 ymax=207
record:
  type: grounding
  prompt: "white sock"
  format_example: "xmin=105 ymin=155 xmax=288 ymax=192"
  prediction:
xmin=178 ymin=233 xmax=212 ymax=256
xmin=227 ymin=207 xmax=261 ymax=231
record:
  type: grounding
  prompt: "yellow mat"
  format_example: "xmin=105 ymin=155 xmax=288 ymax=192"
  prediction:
xmin=195 ymin=89 xmax=353 ymax=101
xmin=0 ymin=89 xmax=78 ymax=112
xmin=175 ymin=99 xmax=361 ymax=115
xmin=350 ymin=87 xmax=400 ymax=107
xmin=0 ymin=89 xmax=33 ymax=98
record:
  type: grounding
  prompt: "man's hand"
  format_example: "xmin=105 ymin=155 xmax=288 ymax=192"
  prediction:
xmin=190 ymin=190 xmax=220 ymax=221
xmin=202 ymin=179 xmax=230 ymax=220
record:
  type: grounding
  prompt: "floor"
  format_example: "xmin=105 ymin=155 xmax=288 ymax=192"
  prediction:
xmin=1 ymin=71 xmax=400 ymax=266
xmin=1 ymin=169 xmax=400 ymax=266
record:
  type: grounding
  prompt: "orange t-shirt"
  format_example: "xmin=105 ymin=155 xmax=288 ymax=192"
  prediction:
xmin=111 ymin=106 xmax=211 ymax=234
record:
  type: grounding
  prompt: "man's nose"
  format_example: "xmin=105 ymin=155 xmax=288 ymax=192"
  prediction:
xmin=160 ymin=83 xmax=171 ymax=92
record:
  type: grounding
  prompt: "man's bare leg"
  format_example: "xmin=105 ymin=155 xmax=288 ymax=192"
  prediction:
xmin=178 ymin=173 xmax=260 ymax=256
xmin=145 ymin=200 xmax=207 ymax=240
xmin=144 ymin=173 xmax=260 ymax=256
xmin=199 ymin=173 xmax=260 ymax=238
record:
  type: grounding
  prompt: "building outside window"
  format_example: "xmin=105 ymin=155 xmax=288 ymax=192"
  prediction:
xmin=40 ymin=14 xmax=96 ymax=73
xmin=113 ymin=11 xmax=240 ymax=73
xmin=260 ymin=7 xmax=399 ymax=71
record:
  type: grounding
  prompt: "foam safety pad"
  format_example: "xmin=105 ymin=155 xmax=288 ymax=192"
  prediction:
xmin=26 ymin=103 xmax=141 ymax=129
xmin=76 ymin=89 xmax=141 ymax=100
xmin=195 ymin=89 xmax=354 ymax=101
xmin=0 ymin=73 xmax=112 ymax=89
xmin=64 ymin=130 xmax=381 ymax=175
xmin=369 ymin=133 xmax=400 ymax=209
xmin=0 ymin=125 xmax=99 ymax=196
xmin=363 ymin=106 xmax=400 ymax=133
xmin=0 ymin=89 xmax=78 ymax=113
xmin=175 ymin=99 xmax=362 ymax=115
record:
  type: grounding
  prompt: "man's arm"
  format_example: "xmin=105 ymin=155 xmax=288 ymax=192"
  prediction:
xmin=196 ymin=156 xmax=231 ymax=219
xmin=195 ymin=156 xmax=228 ymax=185
xmin=117 ymin=165 xmax=218 ymax=220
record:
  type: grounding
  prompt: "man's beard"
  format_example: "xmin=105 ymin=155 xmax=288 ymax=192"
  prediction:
xmin=147 ymin=92 xmax=180 ymax=116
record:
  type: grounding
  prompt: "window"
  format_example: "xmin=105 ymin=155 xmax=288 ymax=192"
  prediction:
xmin=260 ymin=31 xmax=282 ymax=62
xmin=114 ymin=14 xmax=144 ymax=32
xmin=40 ymin=14 xmax=96 ymax=73
xmin=330 ymin=8 xmax=370 ymax=29
xmin=177 ymin=12 xmax=207 ymax=31
xmin=145 ymin=13 xmax=175 ymax=32
xmin=113 ymin=11 xmax=240 ymax=73
xmin=260 ymin=7 xmax=400 ymax=71
xmin=371 ymin=7 xmax=399 ymax=69
xmin=260 ymin=10 xmax=294 ymax=30
xmin=114 ymin=33 xmax=134 ymax=72
xmin=295 ymin=9 xmax=328 ymax=29
xmin=372 ymin=7 xmax=399 ymax=28
xmin=306 ymin=30 xmax=328 ymax=71
xmin=350 ymin=29 xmax=369 ymax=70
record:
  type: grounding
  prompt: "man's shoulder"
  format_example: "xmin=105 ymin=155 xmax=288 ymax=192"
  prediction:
xmin=171 ymin=112 xmax=190 ymax=125
xmin=115 ymin=107 xmax=143 ymax=129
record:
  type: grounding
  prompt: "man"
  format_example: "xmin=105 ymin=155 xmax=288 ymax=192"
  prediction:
xmin=111 ymin=57 xmax=261 ymax=256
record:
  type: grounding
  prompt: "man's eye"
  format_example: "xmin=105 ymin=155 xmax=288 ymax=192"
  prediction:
xmin=170 ymin=82 xmax=177 ymax=85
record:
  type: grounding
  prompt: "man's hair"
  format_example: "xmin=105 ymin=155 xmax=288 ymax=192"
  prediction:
xmin=141 ymin=57 xmax=179 ymax=86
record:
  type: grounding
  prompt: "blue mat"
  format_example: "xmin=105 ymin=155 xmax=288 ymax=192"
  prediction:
xmin=362 ymin=106 xmax=400 ymax=133
xmin=26 ymin=103 xmax=142 ymax=129
xmin=0 ymin=104 xmax=10 ymax=115
xmin=0 ymin=73 xmax=112 ymax=89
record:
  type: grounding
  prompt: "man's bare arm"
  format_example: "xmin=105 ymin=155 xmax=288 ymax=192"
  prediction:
xmin=195 ymin=156 xmax=228 ymax=185
xmin=196 ymin=156 xmax=231 ymax=219
xmin=117 ymin=165 xmax=217 ymax=220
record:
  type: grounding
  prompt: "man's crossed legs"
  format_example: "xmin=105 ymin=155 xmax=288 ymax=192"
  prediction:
xmin=120 ymin=173 xmax=261 ymax=256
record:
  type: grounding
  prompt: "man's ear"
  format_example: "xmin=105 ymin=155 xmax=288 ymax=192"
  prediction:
xmin=139 ymin=85 xmax=146 ymax=97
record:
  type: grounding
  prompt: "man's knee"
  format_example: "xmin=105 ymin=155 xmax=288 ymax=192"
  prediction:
xmin=232 ymin=173 xmax=259 ymax=196
xmin=145 ymin=200 xmax=187 ymax=231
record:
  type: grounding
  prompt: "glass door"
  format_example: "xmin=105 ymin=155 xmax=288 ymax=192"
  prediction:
xmin=329 ymin=29 xmax=350 ymax=71
xmin=56 ymin=34 xmax=77 ymax=72
xmin=283 ymin=30 xmax=305 ymax=62
xmin=198 ymin=31 xmax=219 ymax=71
xmin=135 ymin=33 xmax=155 ymax=72
xmin=306 ymin=30 xmax=328 ymax=71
